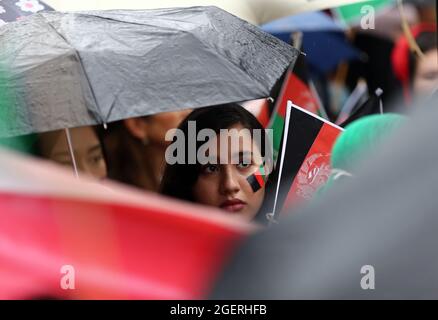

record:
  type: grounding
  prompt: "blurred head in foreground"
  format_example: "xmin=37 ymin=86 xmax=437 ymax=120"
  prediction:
xmin=325 ymin=113 xmax=407 ymax=190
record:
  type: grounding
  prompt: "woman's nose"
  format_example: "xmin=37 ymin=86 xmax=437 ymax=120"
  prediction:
xmin=219 ymin=166 xmax=240 ymax=196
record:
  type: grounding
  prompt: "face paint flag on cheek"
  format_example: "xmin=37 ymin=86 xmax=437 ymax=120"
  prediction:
xmin=247 ymin=165 xmax=267 ymax=193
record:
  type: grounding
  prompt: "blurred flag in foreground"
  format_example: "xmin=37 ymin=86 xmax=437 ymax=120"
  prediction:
xmin=0 ymin=149 xmax=253 ymax=299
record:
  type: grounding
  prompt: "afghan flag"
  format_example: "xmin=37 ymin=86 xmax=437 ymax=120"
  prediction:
xmin=0 ymin=149 xmax=252 ymax=299
xmin=247 ymin=165 xmax=267 ymax=193
xmin=268 ymin=53 xmax=326 ymax=162
xmin=340 ymin=88 xmax=384 ymax=128
xmin=271 ymin=101 xmax=344 ymax=217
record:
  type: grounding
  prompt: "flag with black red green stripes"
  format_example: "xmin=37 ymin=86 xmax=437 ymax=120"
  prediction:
xmin=268 ymin=53 xmax=326 ymax=162
xmin=272 ymin=101 xmax=343 ymax=217
xmin=247 ymin=165 xmax=267 ymax=193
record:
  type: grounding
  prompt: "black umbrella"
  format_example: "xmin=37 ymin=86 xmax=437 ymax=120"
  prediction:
xmin=0 ymin=7 xmax=299 ymax=138
xmin=0 ymin=0 xmax=53 ymax=25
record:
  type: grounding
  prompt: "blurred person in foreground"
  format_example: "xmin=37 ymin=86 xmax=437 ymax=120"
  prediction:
xmin=320 ymin=113 xmax=407 ymax=194
xmin=161 ymin=104 xmax=273 ymax=222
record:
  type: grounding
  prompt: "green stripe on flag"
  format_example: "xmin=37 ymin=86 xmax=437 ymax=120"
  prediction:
xmin=336 ymin=0 xmax=394 ymax=25
xmin=269 ymin=114 xmax=285 ymax=163
xmin=0 ymin=64 xmax=37 ymax=154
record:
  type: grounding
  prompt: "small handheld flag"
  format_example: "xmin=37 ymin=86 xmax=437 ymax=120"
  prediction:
xmin=340 ymin=88 xmax=384 ymax=128
xmin=268 ymin=53 xmax=326 ymax=162
xmin=247 ymin=165 xmax=267 ymax=193
xmin=271 ymin=101 xmax=344 ymax=217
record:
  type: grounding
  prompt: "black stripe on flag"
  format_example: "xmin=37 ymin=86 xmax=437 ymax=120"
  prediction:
xmin=247 ymin=174 xmax=262 ymax=193
xmin=273 ymin=107 xmax=323 ymax=216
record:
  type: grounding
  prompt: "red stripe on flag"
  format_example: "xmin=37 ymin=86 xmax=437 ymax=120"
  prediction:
xmin=276 ymin=72 xmax=320 ymax=119
xmin=257 ymin=100 xmax=270 ymax=128
xmin=282 ymin=123 xmax=342 ymax=212
xmin=255 ymin=172 xmax=265 ymax=188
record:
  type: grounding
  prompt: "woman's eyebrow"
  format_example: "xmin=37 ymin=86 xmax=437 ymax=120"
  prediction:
xmin=51 ymin=151 xmax=71 ymax=158
xmin=237 ymin=151 xmax=253 ymax=156
xmin=231 ymin=151 xmax=253 ymax=159
xmin=87 ymin=144 xmax=102 ymax=154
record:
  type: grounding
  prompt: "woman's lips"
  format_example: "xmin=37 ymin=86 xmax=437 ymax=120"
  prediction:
xmin=220 ymin=199 xmax=247 ymax=212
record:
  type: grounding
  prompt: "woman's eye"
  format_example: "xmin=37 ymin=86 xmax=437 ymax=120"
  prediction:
xmin=202 ymin=164 xmax=219 ymax=174
xmin=236 ymin=161 xmax=251 ymax=169
xmin=90 ymin=154 xmax=103 ymax=165
xmin=421 ymin=72 xmax=438 ymax=81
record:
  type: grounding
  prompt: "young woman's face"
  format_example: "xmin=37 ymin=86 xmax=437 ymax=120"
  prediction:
xmin=413 ymin=49 xmax=438 ymax=97
xmin=38 ymin=126 xmax=107 ymax=179
xmin=192 ymin=124 xmax=267 ymax=221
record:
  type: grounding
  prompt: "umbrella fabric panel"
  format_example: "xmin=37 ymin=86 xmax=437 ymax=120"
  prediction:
xmin=261 ymin=11 xmax=345 ymax=35
xmin=303 ymin=31 xmax=361 ymax=74
xmin=47 ymin=8 xmax=298 ymax=123
xmin=0 ymin=15 xmax=99 ymax=138
xmin=261 ymin=13 xmax=360 ymax=74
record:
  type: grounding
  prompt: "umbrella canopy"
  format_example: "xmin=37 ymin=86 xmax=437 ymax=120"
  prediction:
xmin=262 ymin=11 xmax=345 ymax=35
xmin=0 ymin=147 xmax=254 ymax=299
xmin=262 ymin=12 xmax=361 ymax=74
xmin=0 ymin=7 xmax=299 ymax=138
xmin=43 ymin=0 xmax=370 ymax=25
xmin=210 ymin=97 xmax=438 ymax=299
xmin=0 ymin=0 xmax=53 ymax=25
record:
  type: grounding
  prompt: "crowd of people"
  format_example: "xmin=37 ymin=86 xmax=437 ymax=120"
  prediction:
xmin=0 ymin=1 xmax=437 ymax=226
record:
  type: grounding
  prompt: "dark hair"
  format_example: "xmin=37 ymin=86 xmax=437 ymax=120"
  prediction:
xmin=97 ymin=119 xmax=146 ymax=188
xmin=160 ymin=103 xmax=270 ymax=202
xmin=409 ymin=31 xmax=437 ymax=84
